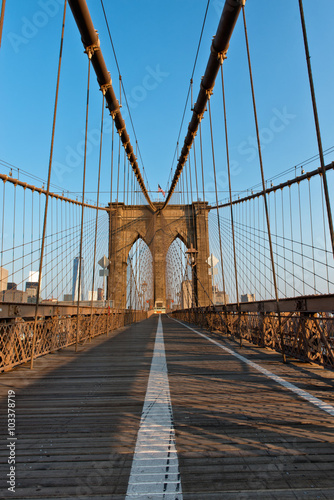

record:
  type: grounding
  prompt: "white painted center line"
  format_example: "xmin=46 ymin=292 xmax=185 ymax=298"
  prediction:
xmin=125 ymin=315 xmax=183 ymax=500
xmin=171 ymin=317 xmax=334 ymax=418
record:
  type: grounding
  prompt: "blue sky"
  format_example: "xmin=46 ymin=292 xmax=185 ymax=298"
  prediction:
xmin=0 ymin=0 xmax=334 ymax=207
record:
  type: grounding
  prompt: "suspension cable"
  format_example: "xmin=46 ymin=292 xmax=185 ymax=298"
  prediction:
xmin=68 ymin=0 xmax=154 ymax=210
xmin=208 ymin=99 xmax=228 ymax=317
xmin=90 ymin=92 xmax=105 ymax=338
xmin=241 ymin=5 xmax=286 ymax=362
xmin=298 ymin=0 xmax=334 ymax=256
xmin=163 ymin=0 xmax=243 ymax=208
xmin=76 ymin=56 xmax=91 ymax=351
xmin=30 ymin=1 xmax=67 ymax=369
xmin=220 ymin=64 xmax=240 ymax=337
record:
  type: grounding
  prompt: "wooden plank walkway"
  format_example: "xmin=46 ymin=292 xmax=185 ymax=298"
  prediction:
xmin=0 ymin=315 xmax=334 ymax=499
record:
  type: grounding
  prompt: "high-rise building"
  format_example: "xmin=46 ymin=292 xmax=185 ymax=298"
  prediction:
xmin=72 ymin=257 xmax=85 ymax=301
xmin=26 ymin=282 xmax=38 ymax=292
xmin=214 ymin=291 xmax=229 ymax=305
xmin=241 ymin=294 xmax=255 ymax=303
xmin=0 ymin=267 xmax=8 ymax=292
xmin=88 ymin=290 xmax=97 ymax=301
xmin=28 ymin=271 xmax=39 ymax=282
xmin=25 ymin=282 xmax=38 ymax=303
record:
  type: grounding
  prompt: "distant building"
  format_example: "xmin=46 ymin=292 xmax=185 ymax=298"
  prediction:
xmin=25 ymin=282 xmax=38 ymax=303
xmin=211 ymin=285 xmax=229 ymax=305
xmin=63 ymin=294 xmax=73 ymax=302
xmin=181 ymin=280 xmax=193 ymax=309
xmin=26 ymin=281 xmax=38 ymax=290
xmin=214 ymin=291 xmax=229 ymax=305
xmin=27 ymin=290 xmax=37 ymax=303
xmin=72 ymin=257 xmax=85 ymax=301
xmin=28 ymin=271 xmax=39 ymax=282
xmin=97 ymin=288 xmax=104 ymax=301
xmin=88 ymin=290 xmax=97 ymax=301
xmin=241 ymin=294 xmax=255 ymax=303
xmin=1 ymin=290 xmax=28 ymax=303
xmin=7 ymin=282 xmax=17 ymax=290
xmin=26 ymin=282 xmax=38 ymax=293
xmin=0 ymin=267 xmax=8 ymax=292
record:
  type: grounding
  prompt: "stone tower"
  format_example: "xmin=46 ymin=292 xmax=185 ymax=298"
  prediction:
xmin=107 ymin=201 xmax=212 ymax=310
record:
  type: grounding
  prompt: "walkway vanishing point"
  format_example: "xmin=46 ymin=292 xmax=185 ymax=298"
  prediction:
xmin=1 ymin=315 xmax=334 ymax=500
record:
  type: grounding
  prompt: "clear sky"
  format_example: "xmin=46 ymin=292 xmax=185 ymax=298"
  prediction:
xmin=0 ymin=0 xmax=334 ymax=207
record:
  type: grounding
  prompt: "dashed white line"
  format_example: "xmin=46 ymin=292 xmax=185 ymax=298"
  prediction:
xmin=171 ymin=317 xmax=334 ymax=418
xmin=125 ymin=315 xmax=182 ymax=499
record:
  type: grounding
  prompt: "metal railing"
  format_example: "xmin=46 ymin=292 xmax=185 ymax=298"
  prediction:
xmin=0 ymin=309 xmax=146 ymax=372
xmin=170 ymin=308 xmax=334 ymax=370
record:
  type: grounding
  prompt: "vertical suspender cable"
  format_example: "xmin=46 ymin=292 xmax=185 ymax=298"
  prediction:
xmin=188 ymin=152 xmax=198 ymax=306
xmin=107 ymin=119 xmax=114 ymax=301
xmin=31 ymin=1 xmax=67 ymax=369
xmin=116 ymin=136 xmax=121 ymax=205
xmin=274 ymin=190 xmax=278 ymax=291
xmin=220 ymin=64 xmax=240 ymax=339
xmin=198 ymin=119 xmax=211 ymax=304
xmin=112 ymin=134 xmax=121 ymax=306
xmin=289 ymin=187 xmax=295 ymax=294
xmin=110 ymin=119 xmax=114 ymax=204
xmin=126 ymin=159 xmax=130 ymax=206
xmin=298 ymin=182 xmax=305 ymax=295
xmin=208 ymin=99 xmax=228 ymax=323
xmin=51 ymin=196 xmax=54 ymax=295
xmin=188 ymin=154 xmax=193 ymax=205
xmin=56 ymin=197 xmax=59 ymax=297
xmin=298 ymin=0 xmax=334 ymax=257
xmin=190 ymin=75 xmax=200 ymax=219
xmin=308 ymin=180 xmax=316 ymax=292
xmin=123 ymin=150 xmax=126 ymax=204
xmin=242 ymin=5 xmax=286 ymax=362
xmin=193 ymin=138 xmax=199 ymax=202
xmin=199 ymin=122 xmax=206 ymax=206
xmin=31 ymin=191 xmax=34 ymax=291
xmin=22 ymin=189 xmax=25 ymax=290
xmin=281 ymin=190 xmax=286 ymax=296
xmin=90 ymin=93 xmax=105 ymax=338
xmin=1 ymin=182 xmax=5 ymax=279
xmin=12 ymin=184 xmax=16 ymax=281
xmin=320 ymin=180 xmax=330 ymax=293
xmin=76 ymin=56 xmax=91 ymax=351
xmin=61 ymin=199 xmax=64 ymax=294
xmin=184 ymin=159 xmax=189 ymax=206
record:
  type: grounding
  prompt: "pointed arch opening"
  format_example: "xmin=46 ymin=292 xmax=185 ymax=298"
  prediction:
xmin=166 ymin=236 xmax=193 ymax=311
xmin=127 ymin=237 xmax=153 ymax=311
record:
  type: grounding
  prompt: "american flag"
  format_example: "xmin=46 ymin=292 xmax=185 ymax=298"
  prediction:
xmin=158 ymin=184 xmax=165 ymax=197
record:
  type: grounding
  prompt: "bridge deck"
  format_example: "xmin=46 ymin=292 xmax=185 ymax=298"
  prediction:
xmin=1 ymin=315 xmax=334 ymax=499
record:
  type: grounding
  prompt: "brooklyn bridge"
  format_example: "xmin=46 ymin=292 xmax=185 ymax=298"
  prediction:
xmin=0 ymin=0 xmax=333 ymax=498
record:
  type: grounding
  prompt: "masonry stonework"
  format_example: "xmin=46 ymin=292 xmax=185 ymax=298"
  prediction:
xmin=108 ymin=202 xmax=212 ymax=310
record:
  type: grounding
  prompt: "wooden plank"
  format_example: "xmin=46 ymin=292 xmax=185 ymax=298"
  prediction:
xmin=1 ymin=314 xmax=334 ymax=498
xmin=0 ymin=318 xmax=158 ymax=499
xmin=163 ymin=316 xmax=334 ymax=498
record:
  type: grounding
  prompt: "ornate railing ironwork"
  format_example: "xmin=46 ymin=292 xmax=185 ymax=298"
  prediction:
xmin=0 ymin=309 xmax=146 ymax=372
xmin=170 ymin=308 xmax=334 ymax=370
